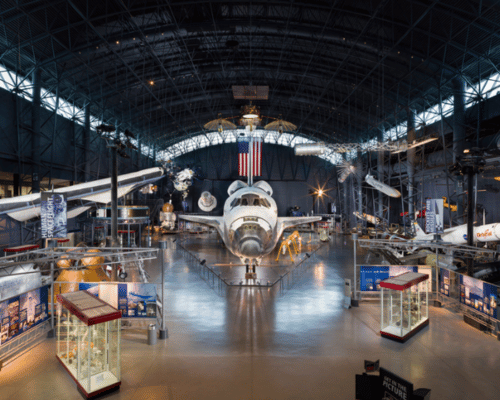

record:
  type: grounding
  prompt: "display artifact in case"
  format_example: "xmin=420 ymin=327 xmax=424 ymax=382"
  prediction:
xmin=56 ymin=291 xmax=121 ymax=398
xmin=380 ymin=272 xmax=429 ymax=343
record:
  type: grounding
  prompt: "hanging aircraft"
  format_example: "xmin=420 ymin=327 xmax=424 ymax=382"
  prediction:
xmin=179 ymin=180 xmax=320 ymax=275
xmin=413 ymin=221 xmax=500 ymax=244
xmin=365 ymin=174 xmax=401 ymax=198
xmin=0 ymin=167 xmax=165 ymax=221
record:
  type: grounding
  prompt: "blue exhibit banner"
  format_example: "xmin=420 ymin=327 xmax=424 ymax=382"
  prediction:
xmin=425 ymin=198 xmax=444 ymax=234
xmin=360 ymin=266 xmax=418 ymax=291
xmin=440 ymin=268 xmax=450 ymax=297
xmin=0 ymin=286 xmax=49 ymax=346
xmin=460 ymin=275 xmax=498 ymax=319
xmin=78 ymin=282 xmax=157 ymax=318
xmin=41 ymin=193 xmax=67 ymax=238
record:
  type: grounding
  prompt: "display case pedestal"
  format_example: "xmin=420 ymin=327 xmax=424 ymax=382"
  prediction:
xmin=56 ymin=291 xmax=122 ymax=399
xmin=380 ymin=272 xmax=429 ymax=343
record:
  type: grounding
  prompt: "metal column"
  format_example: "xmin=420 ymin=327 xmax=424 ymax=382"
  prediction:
xmin=159 ymin=240 xmax=168 ymax=339
xmin=84 ymin=104 xmax=91 ymax=182
xmin=407 ymin=109 xmax=416 ymax=218
xmin=453 ymin=77 xmax=466 ymax=224
xmin=31 ymin=69 xmax=41 ymax=193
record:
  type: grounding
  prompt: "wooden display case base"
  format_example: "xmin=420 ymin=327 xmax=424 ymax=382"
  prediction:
xmin=381 ymin=319 xmax=429 ymax=343
xmin=57 ymin=356 xmax=121 ymax=399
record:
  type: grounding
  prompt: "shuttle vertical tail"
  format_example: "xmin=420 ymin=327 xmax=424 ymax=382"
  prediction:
xmin=413 ymin=222 xmax=428 ymax=240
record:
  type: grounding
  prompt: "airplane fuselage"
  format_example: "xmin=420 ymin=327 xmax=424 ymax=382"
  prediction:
xmin=414 ymin=222 xmax=500 ymax=244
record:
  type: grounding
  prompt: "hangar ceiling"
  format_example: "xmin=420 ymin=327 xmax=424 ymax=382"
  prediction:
xmin=1 ymin=0 xmax=500 ymax=152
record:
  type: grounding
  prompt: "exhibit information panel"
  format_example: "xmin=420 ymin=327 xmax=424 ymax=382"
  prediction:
xmin=360 ymin=266 xmax=418 ymax=291
xmin=380 ymin=272 xmax=429 ymax=343
xmin=56 ymin=291 xmax=121 ymax=398
xmin=78 ymin=283 xmax=157 ymax=318
xmin=460 ymin=275 xmax=498 ymax=318
xmin=0 ymin=286 xmax=49 ymax=346
xmin=440 ymin=268 xmax=450 ymax=297
xmin=380 ymin=367 xmax=414 ymax=400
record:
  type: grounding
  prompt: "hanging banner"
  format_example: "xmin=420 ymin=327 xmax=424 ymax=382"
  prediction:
xmin=41 ymin=193 xmax=67 ymax=238
xmin=425 ymin=198 xmax=444 ymax=234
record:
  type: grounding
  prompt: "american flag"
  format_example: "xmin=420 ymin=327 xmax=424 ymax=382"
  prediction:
xmin=238 ymin=137 xmax=262 ymax=176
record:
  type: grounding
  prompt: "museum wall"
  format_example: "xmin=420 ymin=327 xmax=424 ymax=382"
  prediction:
xmin=0 ymin=88 xmax=150 ymax=185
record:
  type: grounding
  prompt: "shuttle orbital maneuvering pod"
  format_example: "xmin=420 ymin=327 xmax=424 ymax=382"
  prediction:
xmin=180 ymin=180 xmax=320 ymax=277
xmin=365 ymin=174 xmax=401 ymax=198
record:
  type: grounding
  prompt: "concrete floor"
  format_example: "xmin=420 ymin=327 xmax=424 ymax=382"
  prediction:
xmin=1 ymin=233 xmax=499 ymax=399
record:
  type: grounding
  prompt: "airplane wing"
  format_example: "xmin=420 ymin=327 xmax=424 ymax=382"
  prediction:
xmin=178 ymin=215 xmax=224 ymax=236
xmin=0 ymin=167 xmax=164 ymax=221
xmin=277 ymin=216 xmax=322 ymax=237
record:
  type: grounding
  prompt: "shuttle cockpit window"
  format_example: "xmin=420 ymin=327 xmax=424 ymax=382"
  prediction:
xmin=241 ymin=198 xmax=248 ymax=206
xmin=261 ymin=198 xmax=271 ymax=208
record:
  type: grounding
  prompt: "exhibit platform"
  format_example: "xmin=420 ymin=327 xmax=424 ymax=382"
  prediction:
xmin=0 ymin=234 xmax=499 ymax=399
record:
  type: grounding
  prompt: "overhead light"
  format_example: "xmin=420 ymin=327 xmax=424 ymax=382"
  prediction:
xmin=463 ymin=149 xmax=470 ymax=154
xmin=149 ymin=80 xmax=154 ymax=85
xmin=317 ymin=189 xmax=324 ymax=197
xmin=494 ymin=177 xmax=500 ymax=181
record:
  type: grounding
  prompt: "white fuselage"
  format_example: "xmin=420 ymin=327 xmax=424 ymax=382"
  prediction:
xmin=365 ymin=174 xmax=401 ymax=198
xmin=417 ymin=223 xmax=500 ymax=244
xmin=221 ymin=186 xmax=278 ymax=263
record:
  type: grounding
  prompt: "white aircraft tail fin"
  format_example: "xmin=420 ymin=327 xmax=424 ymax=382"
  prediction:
xmin=413 ymin=222 xmax=427 ymax=239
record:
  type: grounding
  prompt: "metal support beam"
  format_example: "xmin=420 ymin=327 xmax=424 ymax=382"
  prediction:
xmin=110 ymin=147 xmax=118 ymax=247
xmin=31 ymin=69 xmax=41 ymax=193
xmin=84 ymin=104 xmax=91 ymax=182
xmin=466 ymin=171 xmax=474 ymax=276
xmin=407 ymin=109 xmax=416 ymax=218
xmin=13 ymin=173 xmax=20 ymax=197
xmin=453 ymin=76 xmax=466 ymax=224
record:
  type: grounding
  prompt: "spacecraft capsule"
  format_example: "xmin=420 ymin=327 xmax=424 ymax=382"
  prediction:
xmin=198 ymin=191 xmax=217 ymax=212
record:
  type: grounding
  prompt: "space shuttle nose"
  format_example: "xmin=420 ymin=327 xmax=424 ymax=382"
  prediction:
xmin=239 ymin=239 xmax=263 ymax=258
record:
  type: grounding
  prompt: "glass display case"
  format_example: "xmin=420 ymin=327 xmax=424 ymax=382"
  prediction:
xmin=56 ymin=291 xmax=121 ymax=398
xmin=380 ymin=272 xmax=429 ymax=342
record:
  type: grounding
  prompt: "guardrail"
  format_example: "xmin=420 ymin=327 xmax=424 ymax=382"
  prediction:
xmin=178 ymin=241 xmax=322 ymax=295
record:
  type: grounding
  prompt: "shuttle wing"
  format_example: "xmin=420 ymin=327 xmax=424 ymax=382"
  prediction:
xmin=179 ymin=215 xmax=224 ymax=236
xmin=277 ymin=216 xmax=322 ymax=237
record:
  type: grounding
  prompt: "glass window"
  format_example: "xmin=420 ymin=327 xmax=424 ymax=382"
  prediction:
xmin=241 ymin=198 xmax=248 ymax=206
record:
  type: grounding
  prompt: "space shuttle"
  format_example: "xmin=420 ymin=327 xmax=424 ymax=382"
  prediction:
xmin=180 ymin=179 xmax=320 ymax=268
xmin=0 ymin=167 xmax=164 ymax=221
xmin=413 ymin=221 xmax=500 ymax=244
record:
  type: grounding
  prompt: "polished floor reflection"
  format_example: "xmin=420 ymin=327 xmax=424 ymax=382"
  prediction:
xmin=1 ymin=233 xmax=499 ymax=399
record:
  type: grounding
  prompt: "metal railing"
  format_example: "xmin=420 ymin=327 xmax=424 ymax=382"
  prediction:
xmin=178 ymin=241 xmax=322 ymax=295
